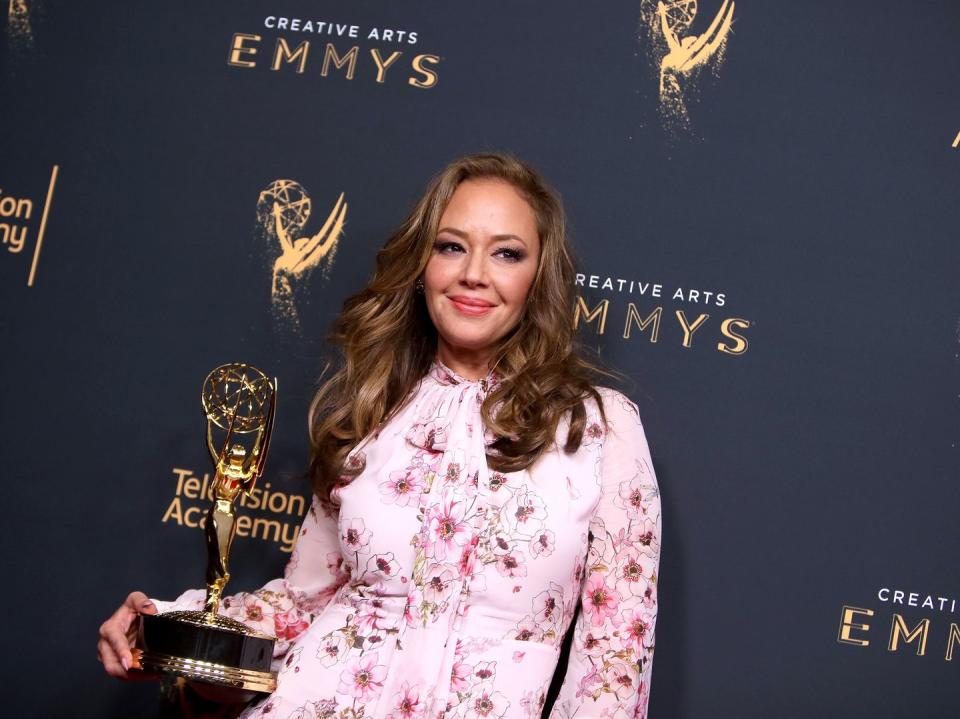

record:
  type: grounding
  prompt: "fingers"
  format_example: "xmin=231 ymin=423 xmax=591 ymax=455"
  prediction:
xmin=98 ymin=591 xmax=160 ymax=681
xmin=124 ymin=649 xmax=163 ymax=681
xmin=130 ymin=592 xmax=158 ymax=616
xmin=98 ymin=621 xmax=130 ymax=678
xmin=98 ymin=636 xmax=162 ymax=681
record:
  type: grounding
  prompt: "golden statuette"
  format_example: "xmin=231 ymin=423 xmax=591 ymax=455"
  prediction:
xmin=135 ymin=363 xmax=279 ymax=697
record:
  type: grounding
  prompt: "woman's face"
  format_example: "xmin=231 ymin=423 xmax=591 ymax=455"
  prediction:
xmin=423 ymin=178 xmax=541 ymax=372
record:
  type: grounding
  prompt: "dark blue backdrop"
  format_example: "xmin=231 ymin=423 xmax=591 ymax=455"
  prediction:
xmin=2 ymin=1 xmax=959 ymax=716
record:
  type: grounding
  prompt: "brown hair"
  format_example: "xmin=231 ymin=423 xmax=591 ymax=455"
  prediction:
xmin=308 ymin=153 xmax=608 ymax=505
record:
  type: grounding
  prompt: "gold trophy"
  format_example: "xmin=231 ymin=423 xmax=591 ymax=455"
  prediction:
xmin=135 ymin=363 xmax=279 ymax=696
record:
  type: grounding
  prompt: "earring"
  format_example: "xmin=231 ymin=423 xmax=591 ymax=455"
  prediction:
xmin=415 ymin=278 xmax=425 ymax=294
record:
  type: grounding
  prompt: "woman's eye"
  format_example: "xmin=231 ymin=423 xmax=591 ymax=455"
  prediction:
xmin=495 ymin=247 xmax=525 ymax=262
xmin=434 ymin=240 xmax=464 ymax=254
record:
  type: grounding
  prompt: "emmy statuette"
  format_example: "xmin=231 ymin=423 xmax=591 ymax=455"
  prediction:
xmin=134 ymin=363 xmax=279 ymax=696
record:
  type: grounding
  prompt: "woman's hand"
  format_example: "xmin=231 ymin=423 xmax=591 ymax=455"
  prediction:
xmin=97 ymin=591 xmax=161 ymax=680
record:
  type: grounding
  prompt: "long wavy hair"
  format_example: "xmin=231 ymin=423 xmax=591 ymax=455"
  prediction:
xmin=308 ymin=153 xmax=608 ymax=505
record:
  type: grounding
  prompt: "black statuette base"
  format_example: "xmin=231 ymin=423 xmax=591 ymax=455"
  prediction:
xmin=136 ymin=611 xmax=277 ymax=695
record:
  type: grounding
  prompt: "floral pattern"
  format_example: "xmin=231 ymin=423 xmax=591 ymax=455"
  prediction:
xmin=154 ymin=362 xmax=660 ymax=719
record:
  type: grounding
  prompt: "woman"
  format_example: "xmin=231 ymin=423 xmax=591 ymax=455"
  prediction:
xmin=99 ymin=154 xmax=661 ymax=718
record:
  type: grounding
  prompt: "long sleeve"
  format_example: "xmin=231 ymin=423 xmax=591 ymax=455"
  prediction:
xmin=550 ymin=391 xmax=662 ymax=719
xmin=151 ymin=494 xmax=348 ymax=667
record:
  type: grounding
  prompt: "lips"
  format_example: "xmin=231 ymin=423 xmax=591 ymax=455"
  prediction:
xmin=448 ymin=295 xmax=496 ymax=316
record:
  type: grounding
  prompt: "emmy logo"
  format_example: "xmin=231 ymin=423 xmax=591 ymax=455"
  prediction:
xmin=6 ymin=0 xmax=35 ymax=52
xmin=639 ymin=0 xmax=735 ymax=129
xmin=256 ymin=180 xmax=348 ymax=331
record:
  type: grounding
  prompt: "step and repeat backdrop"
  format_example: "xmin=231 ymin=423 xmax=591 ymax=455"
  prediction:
xmin=2 ymin=1 xmax=959 ymax=717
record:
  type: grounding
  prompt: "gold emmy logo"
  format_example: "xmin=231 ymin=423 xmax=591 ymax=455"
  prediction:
xmin=226 ymin=27 xmax=441 ymax=89
xmin=952 ymin=130 xmax=960 ymax=148
xmin=639 ymin=0 xmax=735 ymax=129
xmin=6 ymin=0 xmax=37 ymax=55
xmin=572 ymin=272 xmax=751 ymax=355
xmin=256 ymin=180 xmax=347 ymax=331
xmin=836 ymin=588 xmax=960 ymax=663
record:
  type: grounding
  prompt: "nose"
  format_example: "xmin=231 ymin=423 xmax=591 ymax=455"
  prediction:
xmin=461 ymin=247 xmax=488 ymax=287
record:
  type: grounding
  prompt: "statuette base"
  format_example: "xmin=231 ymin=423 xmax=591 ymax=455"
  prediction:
xmin=137 ymin=611 xmax=277 ymax=696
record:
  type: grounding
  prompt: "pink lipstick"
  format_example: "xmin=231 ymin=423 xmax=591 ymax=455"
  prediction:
xmin=448 ymin=295 xmax=495 ymax=317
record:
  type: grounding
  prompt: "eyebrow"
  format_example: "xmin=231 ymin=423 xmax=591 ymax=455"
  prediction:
xmin=436 ymin=226 xmax=529 ymax=247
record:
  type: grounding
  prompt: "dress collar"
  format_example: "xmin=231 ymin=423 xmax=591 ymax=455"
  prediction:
xmin=429 ymin=359 xmax=501 ymax=396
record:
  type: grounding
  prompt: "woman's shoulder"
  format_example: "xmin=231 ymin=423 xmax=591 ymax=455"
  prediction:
xmin=589 ymin=386 xmax=643 ymax=428
xmin=549 ymin=386 xmax=643 ymax=452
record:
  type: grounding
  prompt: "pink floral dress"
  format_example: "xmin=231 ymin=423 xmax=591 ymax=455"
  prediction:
xmin=154 ymin=362 xmax=661 ymax=719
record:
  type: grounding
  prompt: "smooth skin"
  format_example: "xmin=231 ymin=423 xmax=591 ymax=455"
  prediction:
xmin=424 ymin=178 xmax=541 ymax=380
xmin=98 ymin=178 xmax=542 ymax=682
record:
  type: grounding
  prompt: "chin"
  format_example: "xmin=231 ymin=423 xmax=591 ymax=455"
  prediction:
xmin=444 ymin=336 xmax=499 ymax=352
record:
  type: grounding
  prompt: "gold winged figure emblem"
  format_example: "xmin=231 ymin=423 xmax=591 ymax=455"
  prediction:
xmin=643 ymin=0 xmax=735 ymax=128
xmin=257 ymin=180 xmax=348 ymax=331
